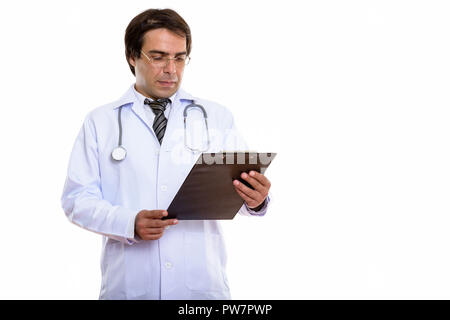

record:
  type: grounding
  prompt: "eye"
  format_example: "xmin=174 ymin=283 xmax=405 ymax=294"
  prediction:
xmin=176 ymin=56 xmax=186 ymax=62
xmin=151 ymin=56 xmax=164 ymax=61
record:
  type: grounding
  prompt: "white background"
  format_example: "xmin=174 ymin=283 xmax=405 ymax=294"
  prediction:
xmin=0 ymin=0 xmax=449 ymax=299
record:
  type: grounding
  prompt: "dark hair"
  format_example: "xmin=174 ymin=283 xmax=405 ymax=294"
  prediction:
xmin=125 ymin=8 xmax=192 ymax=76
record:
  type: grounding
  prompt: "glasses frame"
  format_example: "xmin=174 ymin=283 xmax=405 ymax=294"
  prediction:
xmin=140 ymin=50 xmax=191 ymax=68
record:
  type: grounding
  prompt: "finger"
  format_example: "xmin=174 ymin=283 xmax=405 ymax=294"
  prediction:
xmin=162 ymin=218 xmax=178 ymax=226
xmin=142 ymin=233 xmax=164 ymax=241
xmin=135 ymin=225 xmax=164 ymax=240
xmin=144 ymin=227 xmax=165 ymax=235
xmin=234 ymin=187 xmax=255 ymax=205
xmin=248 ymin=171 xmax=271 ymax=188
xmin=138 ymin=219 xmax=161 ymax=229
xmin=233 ymin=179 xmax=259 ymax=200
xmin=143 ymin=210 xmax=168 ymax=219
xmin=240 ymin=172 xmax=265 ymax=193
xmin=147 ymin=218 xmax=178 ymax=228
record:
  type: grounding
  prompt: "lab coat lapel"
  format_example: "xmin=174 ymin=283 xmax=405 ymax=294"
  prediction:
xmin=114 ymin=85 xmax=157 ymax=141
xmin=160 ymin=89 xmax=195 ymax=153
xmin=130 ymin=99 xmax=158 ymax=141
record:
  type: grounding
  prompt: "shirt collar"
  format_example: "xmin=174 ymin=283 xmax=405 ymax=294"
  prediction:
xmin=112 ymin=84 xmax=195 ymax=110
xmin=132 ymin=85 xmax=176 ymax=107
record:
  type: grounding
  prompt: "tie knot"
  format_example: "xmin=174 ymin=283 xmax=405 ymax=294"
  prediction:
xmin=145 ymin=98 xmax=171 ymax=114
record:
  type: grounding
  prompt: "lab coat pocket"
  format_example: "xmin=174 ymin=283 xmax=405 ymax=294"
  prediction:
xmin=124 ymin=242 xmax=153 ymax=298
xmin=103 ymin=239 xmax=151 ymax=299
xmin=184 ymin=232 xmax=228 ymax=292
xmin=101 ymin=239 xmax=127 ymax=299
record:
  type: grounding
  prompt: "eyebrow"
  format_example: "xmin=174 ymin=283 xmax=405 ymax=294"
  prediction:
xmin=147 ymin=50 xmax=187 ymax=57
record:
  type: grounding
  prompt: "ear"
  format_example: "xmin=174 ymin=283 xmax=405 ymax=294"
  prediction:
xmin=129 ymin=55 xmax=136 ymax=68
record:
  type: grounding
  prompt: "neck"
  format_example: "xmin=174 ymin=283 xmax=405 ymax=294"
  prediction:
xmin=134 ymin=84 xmax=159 ymax=100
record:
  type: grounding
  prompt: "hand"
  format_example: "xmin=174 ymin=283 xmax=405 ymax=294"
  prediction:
xmin=233 ymin=171 xmax=271 ymax=209
xmin=134 ymin=210 xmax=178 ymax=241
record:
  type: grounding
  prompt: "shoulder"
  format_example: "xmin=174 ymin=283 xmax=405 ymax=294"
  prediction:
xmin=179 ymin=89 xmax=235 ymax=122
xmin=82 ymin=102 xmax=117 ymax=130
xmin=201 ymin=98 xmax=235 ymax=127
xmin=85 ymin=85 xmax=136 ymax=124
xmin=197 ymin=97 xmax=229 ymax=114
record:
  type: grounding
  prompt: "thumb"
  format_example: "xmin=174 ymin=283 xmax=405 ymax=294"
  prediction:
xmin=144 ymin=210 xmax=168 ymax=219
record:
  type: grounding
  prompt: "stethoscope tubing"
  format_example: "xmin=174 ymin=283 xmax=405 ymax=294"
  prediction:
xmin=118 ymin=104 xmax=123 ymax=147
xmin=112 ymin=100 xmax=210 ymax=161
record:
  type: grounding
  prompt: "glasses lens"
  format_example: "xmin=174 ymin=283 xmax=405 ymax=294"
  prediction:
xmin=146 ymin=54 xmax=190 ymax=68
xmin=152 ymin=57 xmax=167 ymax=67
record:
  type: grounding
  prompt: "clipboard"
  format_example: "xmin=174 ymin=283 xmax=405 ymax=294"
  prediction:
xmin=166 ymin=152 xmax=276 ymax=220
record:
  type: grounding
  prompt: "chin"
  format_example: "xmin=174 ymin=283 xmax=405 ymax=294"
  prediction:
xmin=156 ymin=87 xmax=179 ymax=98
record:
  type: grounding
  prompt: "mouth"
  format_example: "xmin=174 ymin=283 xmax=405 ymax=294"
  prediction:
xmin=157 ymin=80 xmax=177 ymax=87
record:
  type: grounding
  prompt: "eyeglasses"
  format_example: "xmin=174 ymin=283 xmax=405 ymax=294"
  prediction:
xmin=140 ymin=50 xmax=191 ymax=68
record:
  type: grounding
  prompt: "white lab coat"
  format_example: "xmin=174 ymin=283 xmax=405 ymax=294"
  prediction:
xmin=61 ymin=85 xmax=269 ymax=300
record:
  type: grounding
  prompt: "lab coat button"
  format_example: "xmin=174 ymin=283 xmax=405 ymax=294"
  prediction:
xmin=161 ymin=185 xmax=167 ymax=191
xmin=165 ymin=262 xmax=172 ymax=269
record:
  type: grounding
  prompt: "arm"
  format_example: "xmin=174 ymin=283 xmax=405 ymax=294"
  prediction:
xmin=61 ymin=115 xmax=139 ymax=244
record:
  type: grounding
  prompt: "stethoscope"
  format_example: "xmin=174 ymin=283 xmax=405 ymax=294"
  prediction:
xmin=111 ymin=100 xmax=210 ymax=161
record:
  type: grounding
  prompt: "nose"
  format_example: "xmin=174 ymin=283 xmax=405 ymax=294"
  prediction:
xmin=163 ymin=59 xmax=177 ymax=74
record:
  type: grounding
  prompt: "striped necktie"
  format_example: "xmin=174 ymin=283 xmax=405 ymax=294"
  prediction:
xmin=144 ymin=98 xmax=171 ymax=144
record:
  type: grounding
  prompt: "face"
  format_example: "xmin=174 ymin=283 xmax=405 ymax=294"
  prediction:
xmin=130 ymin=28 xmax=187 ymax=99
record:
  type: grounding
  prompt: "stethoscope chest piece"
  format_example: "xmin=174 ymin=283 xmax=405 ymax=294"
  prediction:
xmin=111 ymin=146 xmax=127 ymax=161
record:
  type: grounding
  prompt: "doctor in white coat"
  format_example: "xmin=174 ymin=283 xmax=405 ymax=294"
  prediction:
xmin=61 ymin=8 xmax=272 ymax=300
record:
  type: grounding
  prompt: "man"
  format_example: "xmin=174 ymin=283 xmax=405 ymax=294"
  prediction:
xmin=61 ymin=8 xmax=271 ymax=300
